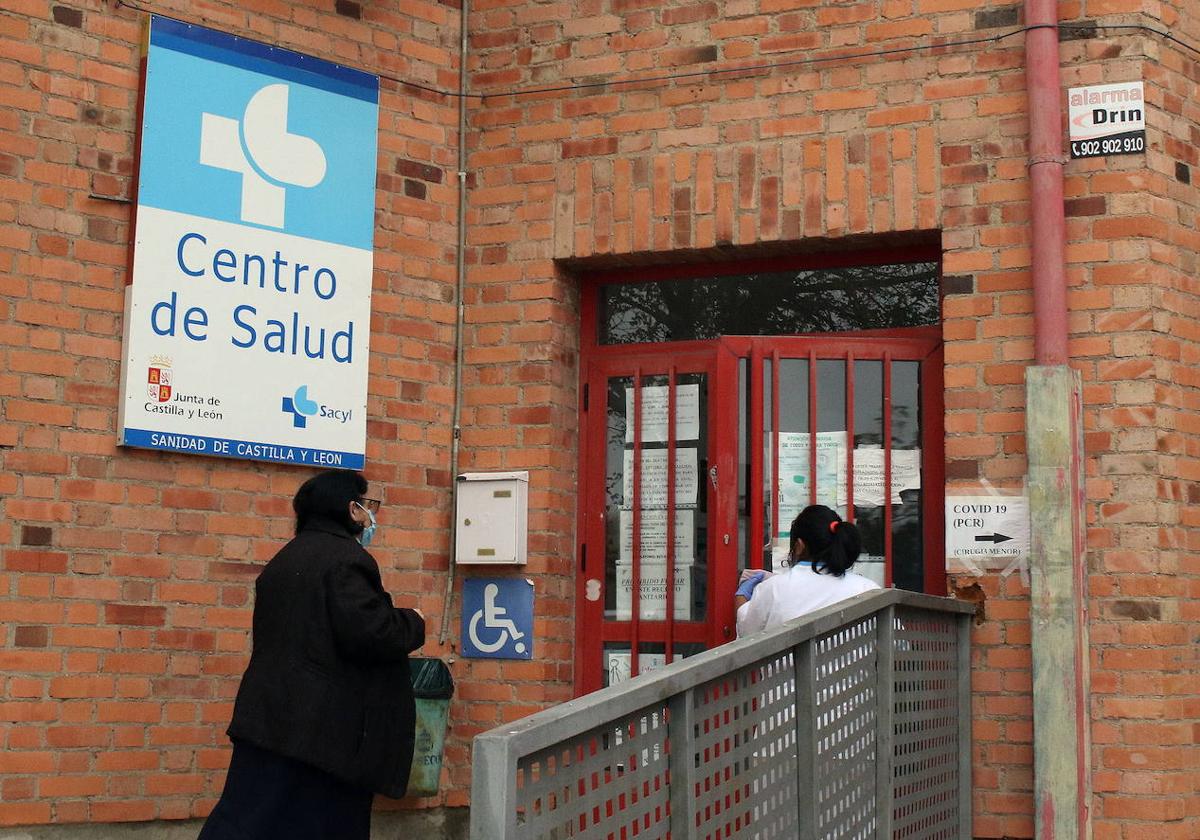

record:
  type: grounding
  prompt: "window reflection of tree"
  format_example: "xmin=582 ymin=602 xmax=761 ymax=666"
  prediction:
xmin=853 ymin=403 xmax=923 ymax=592
xmin=853 ymin=405 xmax=913 ymax=448
xmin=852 ymin=491 xmax=922 ymax=592
xmin=602 ymin=263 xmax=939 ymax=344
xmin=891 ymin=488 xmax=924 ymax=591
xmin=605 ymin=381 xmax=626 ymax=508
xmin=605 ymin=378 xmax=630 ymax=617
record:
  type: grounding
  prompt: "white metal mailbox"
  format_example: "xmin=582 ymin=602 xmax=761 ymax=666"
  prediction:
xmin=455 ymin=471 xmax=529 ymax=565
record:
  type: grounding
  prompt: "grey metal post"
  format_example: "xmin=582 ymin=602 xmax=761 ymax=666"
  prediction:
xmin=667 ymin=688 xmax=699 ymax=840
xmin=874 ymin=606 xmax=896 ymax=840
xmin=470 ymin=734 xmax=519 ymax=840
xmin=957 ymin=612 xmax=974 ymax=839
xmin=793 ymin=639 xmax=817 ymax=840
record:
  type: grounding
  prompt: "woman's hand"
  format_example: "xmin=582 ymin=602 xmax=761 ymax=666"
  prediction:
xmin=735 ymin=570 xmax=772 ymax=601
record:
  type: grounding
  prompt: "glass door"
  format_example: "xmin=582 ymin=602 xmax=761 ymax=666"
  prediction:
xmin=576 ymin=331 xmax=943 ymax=695
xmin=576 ymin=345 xmax=737 ymax=695
xmin=725 ymin=331 xmax=944 ymax=592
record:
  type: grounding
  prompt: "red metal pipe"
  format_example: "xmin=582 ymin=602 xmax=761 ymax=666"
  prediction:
xmin=1025 ymin=0 xmax=1069 ymax=367
xmin=1024 ymin=6 xmax=1091 ymax=840
xmin=1022 ymin=1 xmax=1070 ymax=364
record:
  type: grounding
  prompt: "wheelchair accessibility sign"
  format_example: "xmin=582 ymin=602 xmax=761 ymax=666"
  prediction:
xmin=461 ymin=578 xmax=534 ymax=660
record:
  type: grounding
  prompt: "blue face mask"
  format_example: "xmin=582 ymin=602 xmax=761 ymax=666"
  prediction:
xmin=354 ymin=502 xmax=377 ymax=547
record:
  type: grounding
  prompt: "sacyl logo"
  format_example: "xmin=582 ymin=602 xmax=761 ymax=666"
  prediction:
xmin=282 ymin=385 xmax=319 ymax=428
xmin=282 ymin=386 xmax=354 ymax=429
xmin=200 ymin=83 xmax=326 ymax=228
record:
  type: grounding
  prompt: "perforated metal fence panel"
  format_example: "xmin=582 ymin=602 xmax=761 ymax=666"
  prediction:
xmin=812 ymin=616 xmax=880 ymax=840
xmin=515 ymin=705 xmax=672 ymax=839
xmin=890 ymin=609 xmax=965 ymax=839
xmin=692 ymin=649 xmax=799 ymax=840
xmin=471 ymin=591 xmax=974 ymax=840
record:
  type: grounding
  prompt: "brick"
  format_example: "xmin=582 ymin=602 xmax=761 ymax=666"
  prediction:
xmin=0 ymin=650 xmax=61 ymax=672
xmin=13 ymin=626 xmax=49 ymax=647
xmin=0 ymin=803 xmax=52 ymax=825
xmin=1065 ymin=196 xmax=1107 ymax=217
xmin=51 ymin=5 xmax=83 ymax=27
xmin=813 ymin=90 xmax=877 ymax=112
xmin=104 ymin=605 xmax=167 ymax=627
xmin=4 ymin=549 xmax=69 ymax=573
xmin=90 ymin=801 xmax=156 ymax=823
xmin=975 ymin=5 xmax=1020 ymax=28
xmin=866 ymin=104 xmax=932 ymax=127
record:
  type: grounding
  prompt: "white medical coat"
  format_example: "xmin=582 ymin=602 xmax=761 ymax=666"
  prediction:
xmin=735 ymin=562 xmax=880 ymax=638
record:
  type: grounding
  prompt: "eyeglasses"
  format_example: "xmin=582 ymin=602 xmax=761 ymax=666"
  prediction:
xmin=359 ymin=497 xmax=381 ymax=514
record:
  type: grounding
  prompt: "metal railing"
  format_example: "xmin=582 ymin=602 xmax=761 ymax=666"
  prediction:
xmin=470 ymin=589 xmax=976 ymax=840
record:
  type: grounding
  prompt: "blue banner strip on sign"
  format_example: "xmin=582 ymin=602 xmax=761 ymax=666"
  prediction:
xmin=122 ymin=428 xmax=364 ymax=469
xmin=149 ymin=16 xmax=378 ymax=104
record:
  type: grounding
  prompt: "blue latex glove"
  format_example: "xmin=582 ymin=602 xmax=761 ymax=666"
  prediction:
xmin=736 ymin=571 xmax=766 ymax=600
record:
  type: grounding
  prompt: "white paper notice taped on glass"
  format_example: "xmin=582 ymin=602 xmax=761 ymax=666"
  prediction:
xmin=606 ymin=650 xmax=679 ymax=687
xmin=625 ymin=384 xmax=701 ymax=443
xmin=622 ymin=447 xmax=698 ymax=509
xmin=619 ymin=509 xmax=694 ymax=564
xmin=844 ymin=447 xmax=922 ymax=507
xmin=770 ymin=537 xmax=791 ymax=569
xmin=613 ymin=562 xmax=691 ymax=621
xmin=855 ymin=556 xmax=887 ymax=587
xmin=776 ymin=431 xmax=845 ymax=534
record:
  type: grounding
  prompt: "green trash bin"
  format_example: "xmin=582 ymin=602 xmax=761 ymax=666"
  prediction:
xmin=406 ymin=657 xmax=454 ymax=797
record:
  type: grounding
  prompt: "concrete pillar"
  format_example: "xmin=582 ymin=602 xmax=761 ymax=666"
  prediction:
xmin=1025 ymin=365 xmax=1091 ymax=840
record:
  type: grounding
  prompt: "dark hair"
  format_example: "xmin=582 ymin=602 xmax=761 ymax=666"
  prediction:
xmin=789 ymin=505 xmax=861 ymax=577
xmin=292 ymin=470 xmax=367 ymax=535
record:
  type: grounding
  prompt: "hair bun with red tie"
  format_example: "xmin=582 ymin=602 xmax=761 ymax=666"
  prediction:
xmin=789 ymin=505 xmax=861 ymax=577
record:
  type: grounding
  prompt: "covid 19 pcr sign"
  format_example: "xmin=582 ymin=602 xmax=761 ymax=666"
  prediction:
xmin=118 ymin=17 xmax=379 ymax=468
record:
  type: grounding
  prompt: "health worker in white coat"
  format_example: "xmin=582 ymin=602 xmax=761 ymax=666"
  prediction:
xmin=735 ymin=504 xmax=880 ymax=638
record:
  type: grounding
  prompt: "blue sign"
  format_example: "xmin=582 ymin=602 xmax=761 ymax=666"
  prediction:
xmin=118 ymin=17 xmax=379 ymax=469
xmin=137 ymin=18 xmax=378 ymax=249
xmin=461 ymin=578 xmax=534 ymax=660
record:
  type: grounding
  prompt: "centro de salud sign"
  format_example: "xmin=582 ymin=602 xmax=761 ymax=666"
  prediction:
xmin=118 ymin=17 xmax=379 ymax=469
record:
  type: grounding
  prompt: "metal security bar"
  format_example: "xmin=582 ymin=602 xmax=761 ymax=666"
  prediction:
xmin=471 ymin=589 xmax=975 ymax=840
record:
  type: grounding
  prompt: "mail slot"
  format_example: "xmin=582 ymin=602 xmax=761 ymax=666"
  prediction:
xmin=455 ymin=471 xmax=529 ymax=565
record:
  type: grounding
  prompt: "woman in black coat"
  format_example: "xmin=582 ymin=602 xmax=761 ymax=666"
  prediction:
xmin=198 ymin=470 xmax=426 ymax=840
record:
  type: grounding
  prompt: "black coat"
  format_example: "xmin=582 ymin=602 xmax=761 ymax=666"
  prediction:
xmin=227 ymin=517 xmax=426 ymax=799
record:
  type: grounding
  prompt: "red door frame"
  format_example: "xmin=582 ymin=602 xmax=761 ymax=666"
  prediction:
xmin=576 ymin=249 xmax=944 ymax=697
xmin=576 ymin=343 xmax=734 ymax=696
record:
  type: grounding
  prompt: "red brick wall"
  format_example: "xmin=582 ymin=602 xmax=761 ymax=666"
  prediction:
xmin=1080 ymin=0 xmax=1200 ymax=835
xmin=462 ymin=1 xmax=1199 ymax=838
xmin=0 ymin=0 xmax=468 ymax=824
